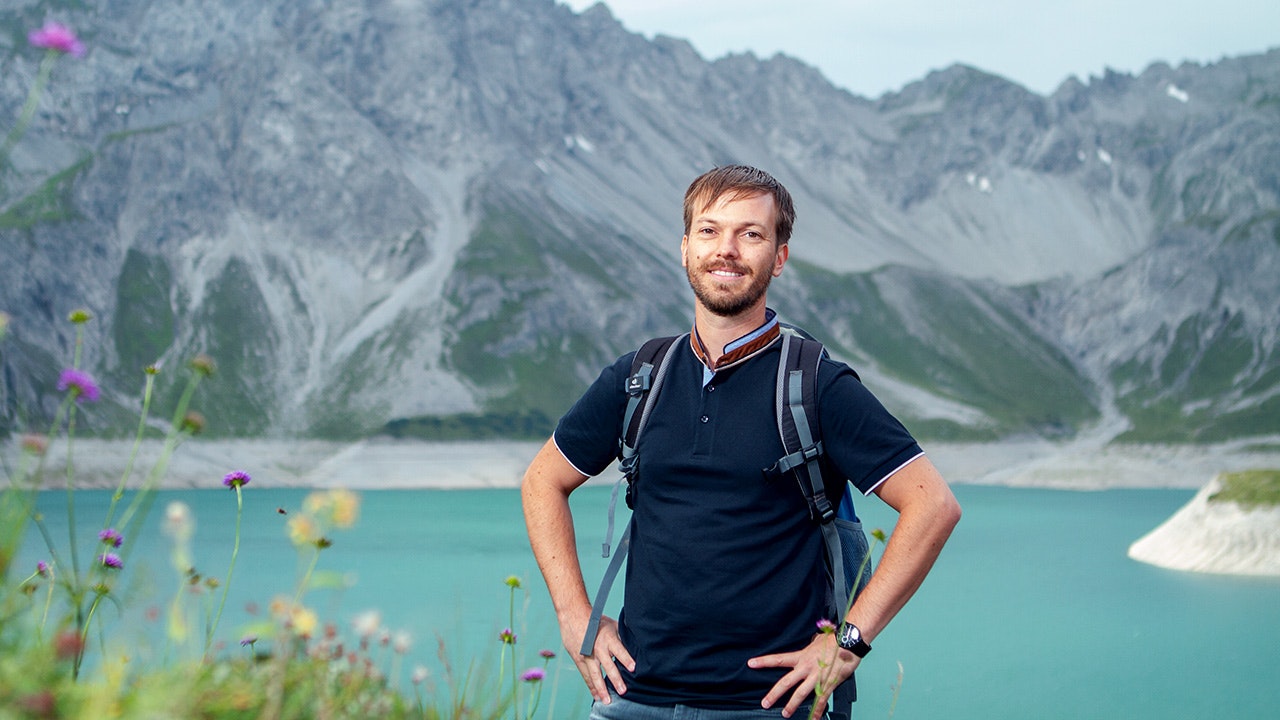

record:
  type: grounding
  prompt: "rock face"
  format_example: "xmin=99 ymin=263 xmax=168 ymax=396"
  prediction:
xmin=1 ymin=0 xmax=1278 ymax=442
xmin=1129 ymin=477 xmax=1280 ymax=576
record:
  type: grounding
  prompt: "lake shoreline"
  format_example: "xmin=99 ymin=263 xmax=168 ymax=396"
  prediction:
xmin=9 ymin=435 xmax=1280 ymax=492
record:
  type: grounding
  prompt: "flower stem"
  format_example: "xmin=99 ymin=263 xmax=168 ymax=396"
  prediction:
xmin=207 ymin=485 xmax=243 ymax=654
xmin=0 ymin=50 xmax=57 ymax=167
xmin=102 ymin=371 xmax=156 ymax=531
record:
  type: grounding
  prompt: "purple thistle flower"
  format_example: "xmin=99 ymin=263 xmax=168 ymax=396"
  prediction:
xmin=36 ymin=561 xmax=51 ymax=577
xmin=539 ymin=649 xmax=556 ymax=659
xmin=98 ymin=528 xmax=124 ymax=547
xmin=28 ymin=22 xmax=85 ymax=58
xmin=240 ymin=635 xmax=258 ymax=647
xmin=816 ymin=618 xmax=837 ymax=633
xmin=520 ymin=667 xmax=546 ymax=683
xmin=499 ymin=628 xmax=516 ymax=645
xmin=98 ymin=553 xmax=123 ymax=570
xmin=223 ymin=470 xmax=251 ymax=489
xmin=57 ymin=368 xmax=100 ymax=403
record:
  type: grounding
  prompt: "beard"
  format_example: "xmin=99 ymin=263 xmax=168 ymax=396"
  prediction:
xmin=685 ymin=260 xmax=774 ymax=318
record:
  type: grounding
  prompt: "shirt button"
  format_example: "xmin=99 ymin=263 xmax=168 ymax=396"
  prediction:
xmin=700 ymin=415 xmax=709 ymax=423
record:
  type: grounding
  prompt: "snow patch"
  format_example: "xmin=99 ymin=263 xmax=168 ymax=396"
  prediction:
xmin=964 ymin=172 xmax=992 ymax=194
xmin=564 ymin=134 xmax=595 ymax=153
xmin=1166 ymin=83 xmax=1189 ymax=103
xmin=1096 ymin=148 xmax=1112 ymax=165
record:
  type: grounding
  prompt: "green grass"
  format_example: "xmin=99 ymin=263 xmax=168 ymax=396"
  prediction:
xmin=1209 ymin=469 xmax=1280 ymax=509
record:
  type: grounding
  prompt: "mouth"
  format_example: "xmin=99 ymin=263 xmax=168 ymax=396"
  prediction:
xmin=707 ymin=265 xmax=747 ymax=279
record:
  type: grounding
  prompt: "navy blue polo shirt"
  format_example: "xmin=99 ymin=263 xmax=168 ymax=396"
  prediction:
xmin=555 ymin=337 xmax=921 ymax=709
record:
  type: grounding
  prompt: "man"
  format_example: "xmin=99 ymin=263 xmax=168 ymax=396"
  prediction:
xmin=522 ymin=165 xmax=961 ymax=719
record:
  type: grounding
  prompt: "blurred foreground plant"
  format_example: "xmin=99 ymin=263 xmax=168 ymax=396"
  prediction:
xmin=1 ymin=308 xmax=563 ymax=718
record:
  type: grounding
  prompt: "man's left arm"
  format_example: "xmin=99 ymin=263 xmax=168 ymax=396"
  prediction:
xmin=749 ymin=455 xmax=961 ymax=718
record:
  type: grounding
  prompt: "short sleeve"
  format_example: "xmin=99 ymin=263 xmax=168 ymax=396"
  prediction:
xmin=552 ymin=352 xmax=635 ymax=477
xmin=818 ymin=361 xmax=923 ymax=496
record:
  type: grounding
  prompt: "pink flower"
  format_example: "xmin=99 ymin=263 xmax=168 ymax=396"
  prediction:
xmin=223 ymin=470 xmax=251 ymax=489
xmin=499 ymin=628 xmax=516 ymax=645
xmin=816 ymin=618 xmax=837 ymax=633
xmin=539 ymin=649 xmax=556 ymax=659
xmin=28 ymin=22 xmax=85 ymax=58
xmin=521 ymin=667 xmax=546 ymax=682
xmin=57 ymin=368 xmax=100 ymax=403
xmin=98 ymin=553 xmax=123 ymax=570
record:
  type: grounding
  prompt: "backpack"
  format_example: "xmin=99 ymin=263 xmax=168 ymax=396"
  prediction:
xmin=580 ymin=325 xmax=871 ymax=720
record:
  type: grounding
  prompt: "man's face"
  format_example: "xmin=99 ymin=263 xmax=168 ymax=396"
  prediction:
xmin=681 ymin=191 xmax=789 ymax=318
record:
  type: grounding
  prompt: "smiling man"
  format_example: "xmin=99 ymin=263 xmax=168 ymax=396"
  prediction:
xmin=522 ymin=165 xmax=961 ymax=719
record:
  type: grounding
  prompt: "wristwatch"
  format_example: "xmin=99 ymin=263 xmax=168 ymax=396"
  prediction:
xmin=836 ymin=622 xmax=872 ymax=657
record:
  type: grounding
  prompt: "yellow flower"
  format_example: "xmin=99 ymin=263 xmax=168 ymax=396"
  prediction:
xmin=287 ymin=515 xmax=319 ymax=547
xmin=303 ymin=489 xmax=360 ymax=528
xmin=290 ymin=605 xmax=318 ymax=637
xmin=328 ymin=489 xmax=360 ymax=528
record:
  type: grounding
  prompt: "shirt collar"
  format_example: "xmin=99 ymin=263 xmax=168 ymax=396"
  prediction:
xmin=691 ymin=308 xmax=781 ymax=384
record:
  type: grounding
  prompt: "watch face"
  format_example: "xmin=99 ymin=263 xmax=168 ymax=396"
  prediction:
xmin=839 ymin=623 xmax=860 ymax=645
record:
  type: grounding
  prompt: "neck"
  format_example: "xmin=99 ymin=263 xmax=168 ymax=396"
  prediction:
xmin=692 ymin=303 xmax=768 ymax=365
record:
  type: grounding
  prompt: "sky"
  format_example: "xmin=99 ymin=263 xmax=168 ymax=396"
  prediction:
xmin=562 ymin=0 xmax=1280 ymax=98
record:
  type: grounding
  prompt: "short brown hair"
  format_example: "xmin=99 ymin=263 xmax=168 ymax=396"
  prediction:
xmin=682 ymin=165 xmax=796 ymax=244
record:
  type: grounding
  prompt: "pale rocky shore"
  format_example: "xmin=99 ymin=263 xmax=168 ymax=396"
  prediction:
xmin=7 ymin=434 xmax=1280 ymax=491
xmin=1128 ymin=476 xmax=1280 ymax=576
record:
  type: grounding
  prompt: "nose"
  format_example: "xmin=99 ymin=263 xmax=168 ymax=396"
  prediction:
xmin=712 ymin=235 xmax=741 ymax=259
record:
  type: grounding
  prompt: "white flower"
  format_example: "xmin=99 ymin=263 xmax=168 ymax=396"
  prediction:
xmin=352 ymin=609 xmax=381 ymax=639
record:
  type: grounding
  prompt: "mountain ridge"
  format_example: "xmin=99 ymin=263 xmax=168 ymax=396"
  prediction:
xmin=2 ymin=0 xmax=1277 ymax=444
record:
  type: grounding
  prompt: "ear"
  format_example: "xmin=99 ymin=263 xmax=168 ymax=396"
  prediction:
xmin=772 ymin=242 xmax=789 ymax=277
xmin=680 ymin=235 xmax=689 ymax=268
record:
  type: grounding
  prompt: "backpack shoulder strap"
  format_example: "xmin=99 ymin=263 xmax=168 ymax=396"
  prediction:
xmin=580 ymin=333 xmax=684 ymax=657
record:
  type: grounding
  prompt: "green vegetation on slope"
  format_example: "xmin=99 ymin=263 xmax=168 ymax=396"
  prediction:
xmin=1209 ymin=469 xmax=1280 ymax=509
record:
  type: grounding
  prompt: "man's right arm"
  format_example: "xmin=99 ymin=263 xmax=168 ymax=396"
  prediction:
xmin=521 ymin=438 xmax=635 ymax=703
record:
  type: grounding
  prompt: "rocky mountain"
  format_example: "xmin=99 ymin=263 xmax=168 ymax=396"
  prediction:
xmin=1 ymin=0 xmax=1277 ymax=444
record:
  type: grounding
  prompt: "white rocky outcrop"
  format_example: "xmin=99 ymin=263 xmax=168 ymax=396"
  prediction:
xmin=1128 ymin=476 xmax=1280 ymax=576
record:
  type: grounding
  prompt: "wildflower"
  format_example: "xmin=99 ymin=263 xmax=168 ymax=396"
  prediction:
xmin=411 ymin=665 xmax=430 ymax=685
xmin=505 ymin=575 xmax=522 ymax=589
xmin=816 ymin=618 xmax=837 ymax=634
xmin=36 ymin=561 xmax=51 ymax=577
xmin=98 ymin=553 xmax=123 ymax=570
xmin=223 ymin=470 xmax=251 ymax=489
xmin=392 ymin=630 xmax=412 ymax=655
xmin=66 ymin=308 xmax=93 ymax=324
xmin=521 ymin=667 xmax=546 ymax=682
xmin=240 ymin=635 xmax=257 ymax=648
xmin=57 ymin=368 xmax=100 ymax=403
xmin=144 ymin=364 xmax=159 ymax=375
xmin=20 ymin=434 xmax=48 ymax=455
xmin=54 ymin=631 xmax=84 ymax=660
xmin=287 ymin=515 xmax=319 ymax=547
xmin=28 ymin=22 xmax=85 ymax=57
xmin=871 ymin=528 xmax=887 ymax=542
xmin=499 ymin=628 xmax=516 ymax=645
xmin=305 ymin=488 xmax=360 ymax=528
xmin=540 ymin=649 xmax=556 ymax=659
xmin=188 ymin=354 xmax=216 ymax=377
xmin=163 ymin=501 xmax=195 ymax=541
xmin=98 ymin=528 xmax=124 ymax=548
xmin=290 ymin=606 xmax=318 ymax=638
xmin=17 ymin=690 xmax=56 ymax=717
xmin=180 ymin=411 xmax=206 ymax=434
xmin=353 ymin=610 xmax=382 ymax=639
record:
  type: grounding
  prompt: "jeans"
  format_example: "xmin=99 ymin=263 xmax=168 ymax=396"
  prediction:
xmin=588 ymin=691 xmax=826 ymax=720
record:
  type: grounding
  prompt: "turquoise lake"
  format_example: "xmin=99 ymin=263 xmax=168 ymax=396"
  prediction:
xmin=14 ymin=485 xmax=1280 ymax=719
